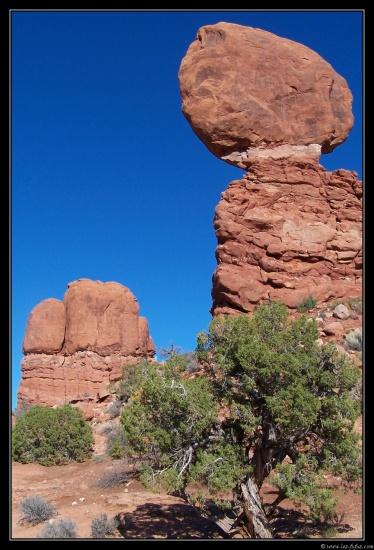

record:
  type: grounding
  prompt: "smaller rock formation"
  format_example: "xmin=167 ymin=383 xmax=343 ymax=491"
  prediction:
xmin=17 ymin=279 xmax=155 ymax=418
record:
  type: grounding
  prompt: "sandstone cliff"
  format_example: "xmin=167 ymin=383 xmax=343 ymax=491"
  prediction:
xmin=211 ymin=161 xmax=361 ymax=316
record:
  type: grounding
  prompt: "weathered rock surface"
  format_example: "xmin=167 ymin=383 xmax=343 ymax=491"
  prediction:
xmin=179 ymin=22 xmax=362 ymax=318
xmin=211 ymin=159 xmax=362 ymax=316
xmin=17 ymin=279 xmax=155 ymax=417
xmin=179 ymin=22 xmax=353 ymax=167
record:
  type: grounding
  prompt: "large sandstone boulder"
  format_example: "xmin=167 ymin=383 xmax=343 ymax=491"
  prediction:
xmin=22 ymin=298 xmax=66 ymax=354
xmin=179 ymin=22 xmax=353 ymax=167
xmin=62 ymin=279 xmax=149 ymax=356
xmin=17 ymin=279 xmax=155 ymax=416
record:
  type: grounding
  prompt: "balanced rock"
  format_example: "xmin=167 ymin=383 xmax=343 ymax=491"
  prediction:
xmin=179 ymin=22 xmax=353 ymax=167
xmin=179 ymin=23 xmax=362 ymax=318
xmin=17 ymin=279 xmax=155 ymax=416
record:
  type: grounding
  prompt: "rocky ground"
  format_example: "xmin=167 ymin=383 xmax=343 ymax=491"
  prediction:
xmin=10 ymin=458 xmax=363 ymax=541
xmin=11 ymin=416 xmax=363 ymax=541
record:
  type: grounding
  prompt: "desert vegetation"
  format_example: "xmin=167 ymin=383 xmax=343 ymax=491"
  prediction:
xmin=37 ymin=518 xmax=78 ymax=539
xmin=12 ymin=301 xmax=362 ymax=539
xmin=12 ymin=403 xmax=93 ymax=466
xmin=90 ymin=513 xmax=119 ymax=538
xmin=18 ymin=494 xmax=119 ymax=538
xmin=19 ymin=495 xmax=57 ymax=525
xmin=113 ymin=301 xmax=362 ymax=538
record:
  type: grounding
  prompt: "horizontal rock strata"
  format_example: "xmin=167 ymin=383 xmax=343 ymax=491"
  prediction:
xmin=17 ymin=279 xmax=155 ymax=415
xmin=211 ymin=159 xmax=362 ymax=316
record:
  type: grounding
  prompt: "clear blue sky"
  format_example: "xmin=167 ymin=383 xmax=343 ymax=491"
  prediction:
xmin=11 ymin=10 xmax=364 ymax=409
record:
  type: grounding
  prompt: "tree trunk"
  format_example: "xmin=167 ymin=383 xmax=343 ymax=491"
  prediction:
xmin=211 ymin=415 xmax=277 ymax=537
xmin=212 ymin=477 xmax=273 ymax=538
xmin=240 ymin=478 xmax=273 ymax=538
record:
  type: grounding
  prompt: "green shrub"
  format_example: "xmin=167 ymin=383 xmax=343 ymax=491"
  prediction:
xmin=12 ymin=404 xmax=94 ymax=466
xmin=90 ymin=513 xmax=118 ymax=538
xmin=119 ymin=301 xmax=361 ymax=537
xmin=19 ymin=495 xmax=57 ymax=524
xmin=37 ymin=518 xmax=78 ymax=538
xmin=296 ymin=294 xmax=317 ymax=312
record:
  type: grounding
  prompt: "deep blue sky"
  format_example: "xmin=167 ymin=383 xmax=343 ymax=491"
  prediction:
xmin=11 ymin=10 xmax=364 ymax=409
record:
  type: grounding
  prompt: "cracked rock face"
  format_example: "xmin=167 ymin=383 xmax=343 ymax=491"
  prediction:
xmin=178 ymin=22 xmax=354 ymax=167
xmin=211 ymin=160 xmax=362 ymax=316
xmin=17 ymin=279 xmax=155 ymax=416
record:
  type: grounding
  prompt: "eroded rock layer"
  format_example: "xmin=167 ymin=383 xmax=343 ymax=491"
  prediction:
xmin=211 ymin=159 xmax=362 ymax=316
xmin=17 ymin=279 xmax=155 ymax=416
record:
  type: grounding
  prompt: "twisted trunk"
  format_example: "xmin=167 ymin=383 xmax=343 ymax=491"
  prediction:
xmin=214 ymin=477 xmax=273 ymax=538
xmin=217 ymin=413 xmax=279 ymax=537
xmin=240 ymin=478 xmax=273 ymax=538
xmin=189 ymin=416 xmax=283 ymax=537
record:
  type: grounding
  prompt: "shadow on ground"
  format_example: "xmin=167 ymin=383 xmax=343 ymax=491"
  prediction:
xmin=115 ymin=502 xmax=225 ymax=539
